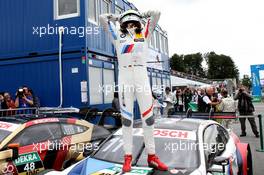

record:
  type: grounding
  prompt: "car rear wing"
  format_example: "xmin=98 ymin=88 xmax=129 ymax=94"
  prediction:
xmin=0 ymin=107 xmax=122 ymax=127
xmin=0 ymin=107 xmax=81 ymax=116
xmin=37 ymin=107 xmax=80 ymax=114
xmin=0 ymin=107 xmax=81 ymax=120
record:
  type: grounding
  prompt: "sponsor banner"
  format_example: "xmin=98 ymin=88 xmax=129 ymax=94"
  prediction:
xmin=114 ymin=128 xmax=196 ymax=141
xmin=0 ymin=121 xmax=19 ymax=132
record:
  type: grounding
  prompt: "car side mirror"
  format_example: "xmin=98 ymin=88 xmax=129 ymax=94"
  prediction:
xmin=212 ymin=156 xmax=229 ymax=166
xmin=208 ymin=156 xmax=229 ymax=173
xmin=7 ymin=143 xmax=20 ymax=160
xmin=83 ymin=147 xmax=94 ymax=157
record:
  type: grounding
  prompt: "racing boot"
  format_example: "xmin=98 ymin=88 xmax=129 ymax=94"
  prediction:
xmin=122 ymin=154 xmax=132 ymax=172
xmin=148 ymin=154 xmax=168 ymax=171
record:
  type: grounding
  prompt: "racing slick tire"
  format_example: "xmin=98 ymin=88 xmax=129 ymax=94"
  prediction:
xmin=236 ymin=143 xmax=253 ymax=175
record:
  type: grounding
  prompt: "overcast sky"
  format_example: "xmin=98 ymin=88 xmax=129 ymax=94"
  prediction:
xmin=129 ymin=0 xmax=264 ymax=78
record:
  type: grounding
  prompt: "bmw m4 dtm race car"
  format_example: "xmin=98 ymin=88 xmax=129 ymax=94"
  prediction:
xmin=0 ymin=114 xmax=111 ymax=175
xmin=44 ymin=118 xmax=252 ymax=175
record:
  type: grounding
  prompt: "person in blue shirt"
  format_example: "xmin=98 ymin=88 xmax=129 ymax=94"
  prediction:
xmin=15 ymin=86 xmax=34 ymax=109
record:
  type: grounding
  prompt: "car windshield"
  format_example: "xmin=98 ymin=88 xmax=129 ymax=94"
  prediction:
xmin=0 ymin=129 xmax=11 ymax=143
xmin=137 ymin=138 xmax=200 ymax=169
xmin=93 ymin=133 xmax=144 ymax=164
xmin=93 ymin=128 xmax=200 ymax=170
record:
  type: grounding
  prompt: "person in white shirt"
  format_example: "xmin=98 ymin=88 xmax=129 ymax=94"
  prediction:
xmin=152 ymin=92 xmax=161 ymax=118
xmin=218 ymin=89 xmax=236 ymax=128
xmin=198 ymin=87 xmax=220 ymax=113
xmin=163 ymin=87 xmax=176 ymax=116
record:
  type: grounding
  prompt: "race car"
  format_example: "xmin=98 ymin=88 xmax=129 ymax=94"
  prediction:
xmin=0 ymin=115 xmax=111 ymax=175
xmin=43 ymin=118 xmax=252 ymax=175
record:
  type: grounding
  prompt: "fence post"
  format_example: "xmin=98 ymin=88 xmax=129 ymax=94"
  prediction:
xmin=256 ymin=114 xmax=264 ymax=152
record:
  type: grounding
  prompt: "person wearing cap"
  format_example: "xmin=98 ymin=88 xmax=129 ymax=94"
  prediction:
xmin=100 ymin=9 xmax=168 ymax=173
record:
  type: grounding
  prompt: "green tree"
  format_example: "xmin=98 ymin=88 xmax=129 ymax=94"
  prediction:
xmin=170 ymin=53 xmax=185 ymax=72
xmin=205 ymin=52 xmax=239 ymax=80
xmin=183 ymin=53 xmax=205 ymax=77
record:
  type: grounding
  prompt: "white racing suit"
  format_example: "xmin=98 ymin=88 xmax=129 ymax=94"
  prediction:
xmin=100 ymin=11 xmax=160 ymax=155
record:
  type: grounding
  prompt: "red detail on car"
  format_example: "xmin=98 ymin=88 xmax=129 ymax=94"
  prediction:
xmin=230 ymin=131 xmax=240 ymax=145
xmin=67 ymin=118 xmax=76 ymax=124
xmin=26 ymin=118 xmax=59 ymax=127
xmin=53 ymin=136 xmax=72 ymax=170
xmin=236 ymin=143 xmax=249 ymax=175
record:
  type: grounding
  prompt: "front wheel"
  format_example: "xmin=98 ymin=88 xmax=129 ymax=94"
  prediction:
xmin=246 ymin=145 xmax=253 ymax=175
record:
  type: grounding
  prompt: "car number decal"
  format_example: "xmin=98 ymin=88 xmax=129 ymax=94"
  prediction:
xmin=13 ymin=152 xmax=44 ymax=175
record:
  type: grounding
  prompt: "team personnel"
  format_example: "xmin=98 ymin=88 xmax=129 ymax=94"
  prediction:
xmin=198 ymin=86 xmax=220 ymax=112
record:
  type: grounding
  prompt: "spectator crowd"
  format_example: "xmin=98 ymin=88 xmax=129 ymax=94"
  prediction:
xmin=149 ymin=85 xmax=259 ymax=138
xmin=0 ymin=86 xmax=40 ymax=114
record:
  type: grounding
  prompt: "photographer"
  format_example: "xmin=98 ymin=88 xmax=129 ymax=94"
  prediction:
xmin=234 ymin=86 xmax=259 ymax=137
xmin=15 ymin=86 xmax=34 ymax=108
xmin=0 ymin=92 xmax=6 ymax=109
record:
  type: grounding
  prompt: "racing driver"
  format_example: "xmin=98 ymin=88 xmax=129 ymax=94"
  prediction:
xmin=100 ymin=10 xmax=168 ymax=172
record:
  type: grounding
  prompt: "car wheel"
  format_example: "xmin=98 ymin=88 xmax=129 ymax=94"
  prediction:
xmin=246 ymin=145 xmax=253 ymax=175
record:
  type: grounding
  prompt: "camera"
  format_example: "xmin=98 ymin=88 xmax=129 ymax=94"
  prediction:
xmin=17 ymin=88 xmax=24 ymax=98
xmin=239 ymin=88 xmax=244 ymax=93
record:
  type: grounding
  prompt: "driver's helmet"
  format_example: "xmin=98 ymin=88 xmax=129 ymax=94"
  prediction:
xmin=119 ymin=9 xmax=142 ymax=25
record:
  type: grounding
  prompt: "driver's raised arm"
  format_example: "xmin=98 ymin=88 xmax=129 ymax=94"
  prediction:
xmin=99 ymin=14 xmax=119 ymax=43
xmin=142 ymin=10 xmax=161 ymax=40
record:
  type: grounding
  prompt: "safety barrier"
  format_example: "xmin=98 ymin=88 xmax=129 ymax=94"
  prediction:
xmin=0 ymin=107 xmax=122 ymax=129
xmin=0 ymin=108 xmax=38 ymax=117
xmin=234 ymin=114 xmax=264 ymax=152
xmin=169 ymin=110 xmax=264 ymax=153
xmin=257 ymin=114 xmax=264 ymax=152
xmin=0 ymin=107 xmax=81 ymax=117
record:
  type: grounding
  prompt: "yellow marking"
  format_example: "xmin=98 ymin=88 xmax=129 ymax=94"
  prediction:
xmin=135 ymin=33 xmax=143 ymax=39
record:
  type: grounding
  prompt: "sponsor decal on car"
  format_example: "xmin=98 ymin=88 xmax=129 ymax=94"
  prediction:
xmin=134 ymin=38 xmax=145 ymax=42
xmin=91 ymin=165 xmax=152 ymax=175
xmin=13 ymin=152 xmax=44 ymax=175
xmin=0 ymin=121 xmax=19 ymax=132
xmin=26 ymin=118 xmax=59 ymax=127
xmin=114 ymin=128 xmax=197 ymax=140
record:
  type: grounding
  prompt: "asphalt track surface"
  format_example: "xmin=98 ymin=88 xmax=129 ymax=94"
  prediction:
xmin=231 ymin=102 xmax=264 ymax=175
